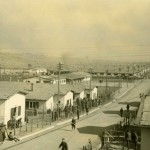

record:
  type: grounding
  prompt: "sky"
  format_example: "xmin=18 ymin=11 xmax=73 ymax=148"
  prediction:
xmin=0 ymin=0 xmax=150 ymax=62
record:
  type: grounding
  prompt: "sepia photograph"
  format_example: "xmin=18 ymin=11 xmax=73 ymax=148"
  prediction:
xmin=0 ymin=0 xmax=150 ymax=149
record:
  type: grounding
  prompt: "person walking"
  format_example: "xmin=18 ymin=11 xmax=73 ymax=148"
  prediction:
xmin=132 ymin=131 xmax=138 ymax=150
xmin=71 ymin=118 xmax=76 ymax=130
xmin=120 ymin=107 xmax=123 ymax=117
xmin=59 ymin=138 xmax=68 ymax=150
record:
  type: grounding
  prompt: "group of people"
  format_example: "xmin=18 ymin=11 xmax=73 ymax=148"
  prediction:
xmin=120 ymin=104 xmax=130 ymax=117
xmin=125 ymin=130 xmax=138 ymax=150
xmin=0 ymin=123 xmax=20 ymax=144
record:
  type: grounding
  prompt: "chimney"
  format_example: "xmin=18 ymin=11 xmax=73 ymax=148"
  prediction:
xmin=31 ymin=83 xmax=33 ymax=91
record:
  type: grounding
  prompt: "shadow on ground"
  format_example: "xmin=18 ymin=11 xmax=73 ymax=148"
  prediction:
xmin=77 ymin=125 xmax=115 ymax=138
xmin=118 ymin=101 xmax=140 ymax=107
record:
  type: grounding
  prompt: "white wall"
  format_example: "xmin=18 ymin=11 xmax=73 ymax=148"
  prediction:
xmin=0 ymin=100 xmax=5 ymax=123
xmin=4 ymin=93 xmax=25 ymax=125
xmin=60 ymin=91 xmax=73 ymax=108
xmin=79 ymin=90 xmax=85 ymax=99
xmin=91 ymin=87 xmax=97 ymax=99
xmin=46 ymin=96 xmax=54 ymax=111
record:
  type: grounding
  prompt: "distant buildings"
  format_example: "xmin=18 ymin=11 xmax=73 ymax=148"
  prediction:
xmin=64 ymin=72 xmax=90 ymax=84
xmin=23 ymin=71 xmax=91 ymax=85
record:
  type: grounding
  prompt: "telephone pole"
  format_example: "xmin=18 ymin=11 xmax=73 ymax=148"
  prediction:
xmin=89 ymin=68 xmax=93 ymax=99
xmin=105 ymin=69 xmax=108 ymax=99
xmin=127 ymin=65 xmax=130 ymax=87
xmin=113 ymin=65 xmax=116 ymax=100
xmin=118 ymin=66 xmax=121 ymax=93
xmin=57 ymin=62 xmax=63 ymax=117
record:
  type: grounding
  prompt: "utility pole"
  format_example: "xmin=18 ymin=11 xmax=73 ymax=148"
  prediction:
xmin=105 ymin=69 xmax=108 ymax=99
xmin=57 ymin=62 xmax=63 ymax=117
xmin=113 ymin=65 xmax=116 ymax=100
xmin=118 ymin=66 xmax=121 ymax=93
xmin=89 ymin=68 xmax=93 ymax=99
xmin=127 ymin=65 xmax=130 ymax=87
xmin=133 ymin=65 xmax=135 ymax=83
xmin=0 ymin=64 xmax=1 ymax=80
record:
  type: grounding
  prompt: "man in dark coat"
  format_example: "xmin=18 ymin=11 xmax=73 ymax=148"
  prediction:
xmin=120 ymin=107 xmax=123 ymax=117
xmin=132 ymin=131 xmax=138 ymax=150
xmin=71 ymin=118 xmax=76 ymax=130
xmin=59 ymin=138 xmax=68 ymax=150
xmin=0 ymin=123 xmax=6 ymax=142
xmin=127 ymin=104 xmax=130 ymax=111
xmin=0 ymin=129 xmax=3 ymax=144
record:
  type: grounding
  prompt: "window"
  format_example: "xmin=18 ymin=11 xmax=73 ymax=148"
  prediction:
xmin=18 ymin=106 xmax=21 ymax=116
xmin=10 ymin=107 xmax=17 ymax=118
xmin=30 ymin=102 xmax=33 ymax=108
xmin=67 ymin=100 xmax=69 ymax=106
xmin=26 ymin=101 xmax=29 ymax=109
xmin=26 ymin=101 xmax=39 ymax=109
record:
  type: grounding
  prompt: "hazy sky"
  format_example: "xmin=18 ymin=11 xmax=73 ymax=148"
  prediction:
xmin=0 ymin=0 xmax=150 ymax=61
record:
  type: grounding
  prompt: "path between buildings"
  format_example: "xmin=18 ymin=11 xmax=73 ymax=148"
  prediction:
xmin=0 ymin=81 xmax=140 ymax=150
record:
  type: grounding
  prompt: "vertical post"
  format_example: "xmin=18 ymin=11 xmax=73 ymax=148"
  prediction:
xmin=13 ymin=106 xmax=17 ymax=136
xmin=133 ymin=65 xmax=135 ymax=84
xmin=26 ymin=121 xmax=28 ymax=132
xmin=114 ymin=65 xmax=116 ymax=99
xmin=31 ymin=119 xmax=33 ymax=132
xmin=57 ymin=62 xmax=63 ymax=117
xmin=0 ymin=64 xmax=1 ymax=80
xmin=127 ymin=65 xmax=129 ymax=87
xmin=118 ymin=66 xmax=121 ymax=93
xmin=42 ymin=105 xmax=44 ymax=127
xmin=37 ymin=118 xmax=38 ymax=128
xmin=105 ymin=69 xmax=108 ymax=100
xmin=89 ymin=69 xmax=93 ymax=99
xmin=14 ymin=117 xmax=16 ymax=136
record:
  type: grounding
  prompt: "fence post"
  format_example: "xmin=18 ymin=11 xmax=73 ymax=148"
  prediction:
xmin=31 ymin=119 xmax=33 ymax=132
xmin=26 ymin=121 xmax=28 ymax=132
xmin=46 ymin=116 xmax=47 ymax=125
xmin=42 ymin=117 xmax=44 ymax=128
xmin=19 ymin=123 xmax=21 ymax=135
xmin=49 ymin=114 xmax=51 ymax=125
xmin=37 ymin=118 xmax=38 ymax=128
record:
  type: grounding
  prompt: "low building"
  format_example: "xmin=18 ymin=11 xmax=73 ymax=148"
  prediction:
xmin=25 ymin=83 xmax=73 ymax=115
xmin=64 ymin=72 xmax=90 ymax=84
xmin=28 ymin=68 xmax=47 ymax=75
xmin=53 ymin=91 xmax=73 ymax=109
xmin=0 ymin=82 xmax=26 ymax=126
xmin=39 ymin=75 xmax=66 ymax=84
xmin=84 ymin=86 xmax=98 ymax=99
xmin=23 ymin=77 xmax=40 ymax=83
